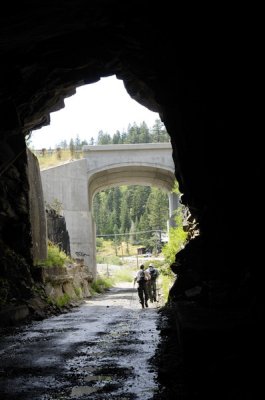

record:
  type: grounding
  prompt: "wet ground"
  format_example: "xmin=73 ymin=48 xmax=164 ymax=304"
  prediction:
xmin=0 ymin=282 xmax=172 ymax=400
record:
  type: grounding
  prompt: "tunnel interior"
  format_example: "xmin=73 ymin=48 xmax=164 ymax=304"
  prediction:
xmin=0 ymin=1 xmax=263 ymax=394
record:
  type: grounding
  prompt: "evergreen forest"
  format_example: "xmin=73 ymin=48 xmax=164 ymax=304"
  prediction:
xmin=56 ymin=119 xmax=170 ymax=150
xmin=93 ymin=185 xmax=169 ymax=254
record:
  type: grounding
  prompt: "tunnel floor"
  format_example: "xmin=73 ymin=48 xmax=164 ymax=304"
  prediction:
xmin=1 ymin=282 xmax=260 ymax=399
xmin=0 ymin=282 xmax=171 ymax=400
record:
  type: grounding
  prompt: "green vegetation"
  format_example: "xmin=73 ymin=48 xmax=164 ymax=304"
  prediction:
xmin=110 ymin=267 xmax=135 ymax=283
xmin=162 ymin=213 xmax=188 ymax=264
xmin=96 ymin=238 xmax=139 ymax=262
xmin=97 ymin=120 xmax=170 ymax=145
xmin=74 ymin=286 xmax=82 ymax=298
xmin=35 ymin=241 xmax=72 ymax=268
xmin=160 ymin=274 xmax=175 ymax=301
xmin=94 ymin=185 xmax=168 ymax=254
xmin=162 ymin=182 xmax=189 ymax=264
xmin=48 ymin=293 xmax=71 ymax=308
xmin=90 ymin=276 xmax=114 ymax=294
xmin=33 ymin=149 xmax=77 ymax=169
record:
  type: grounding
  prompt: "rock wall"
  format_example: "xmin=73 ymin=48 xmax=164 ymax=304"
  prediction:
xmin=46 ymin=209 xmax=71 ymax=256
xmin=35 ymin=263 xmax=93 ymax=305
xmin=0 ymin=135 xmax=35 ymax=309
xmin=0 ymin=262 xmax=93 ymax=326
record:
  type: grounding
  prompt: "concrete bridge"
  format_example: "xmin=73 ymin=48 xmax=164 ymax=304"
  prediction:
xmin=40 ymin=143 xmax=178 ymax=276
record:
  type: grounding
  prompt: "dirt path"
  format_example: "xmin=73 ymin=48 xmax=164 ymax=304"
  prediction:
xmin=0 ymin=282 xmax=164 ymax=400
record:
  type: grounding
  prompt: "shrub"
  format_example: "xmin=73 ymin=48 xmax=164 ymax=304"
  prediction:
xmin=90 ymin=276 xmax=114 ymax=294
xmin=36 ymin=241 xmax=72 ymax=268
xmin=47 ymin=293 xmax=71 ymax=307
xmin=96 ymin=237 xmax=104 ymax=248
xmin=160 ymin=274 xmax=175 ymax=302
xmin=74 ymin=286 xmax=82 ymax=298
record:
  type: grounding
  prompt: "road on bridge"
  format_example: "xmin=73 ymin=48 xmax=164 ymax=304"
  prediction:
xmin=0 ymin=283 xmax=169 ymax=400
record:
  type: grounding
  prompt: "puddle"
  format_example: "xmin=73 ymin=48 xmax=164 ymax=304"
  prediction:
xmin=71 ymin=385 xmax=98 ymax=397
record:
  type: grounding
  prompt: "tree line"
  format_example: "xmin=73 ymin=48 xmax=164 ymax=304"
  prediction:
xmin=56 ymin=119 xmax=170 ymax=151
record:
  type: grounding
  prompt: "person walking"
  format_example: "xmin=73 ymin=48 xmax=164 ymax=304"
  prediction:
xmin=134 ymin=264 xmax=151 ymax=308
xmin=147 ymin=263 xmax=159 ymax=302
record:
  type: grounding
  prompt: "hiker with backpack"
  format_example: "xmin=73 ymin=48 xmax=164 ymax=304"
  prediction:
xmin=134 ymin=264 xmax=151 ymax=309
xmin=147 ymin=263 xmax=159 ymax=302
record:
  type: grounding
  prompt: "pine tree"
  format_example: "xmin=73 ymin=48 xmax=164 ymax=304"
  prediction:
xmin=69 ymin=138 xmax=75 ymax=158
xmin=113 ymin=224 xmax=121 ymax=256
xmin=130 ymin=186 xmax=151 ymax=222
xmin=97 ymin=130 xmax=112 ymax=144
xmin=81 ymin=139 xmax=88 ymax=147
xmin=113 ymin=187 xmax=122 ymax=228
xmin=120 ymin=192 xmax=131 ymax=234
xmin=137 ymin=210 xmax=153 ymax=250
xmin=113 ymin=130 xmax=121 ymax=144
xmin=151 ymin=119 xmax=170 ymax=143
xmin=75 ymin=134 xmax=81 ymax=150
xmin=127 ymin=123 xmax=140 ymax=143
xmin=147 ymin=188 xmax=169 ymax=240
xmin=139 ymin=121 xmax=151 ymax=143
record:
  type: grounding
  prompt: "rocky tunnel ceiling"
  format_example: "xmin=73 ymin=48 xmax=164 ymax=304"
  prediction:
xmin=0 ymin=2 xmax=241 ymax=205
xmin=0 ymin=1 xmax=262 ymax=326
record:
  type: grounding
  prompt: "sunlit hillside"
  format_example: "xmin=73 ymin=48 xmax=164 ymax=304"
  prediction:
xmin=31 ymin=149 xmax=82 ymax=170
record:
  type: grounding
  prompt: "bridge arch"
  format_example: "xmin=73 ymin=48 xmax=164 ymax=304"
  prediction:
xmin=88 ymin=164 xmax=176 ymax=211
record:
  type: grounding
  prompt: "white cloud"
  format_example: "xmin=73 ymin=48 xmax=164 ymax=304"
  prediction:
xmin=30 ymin=75 xmax=159 ymax=149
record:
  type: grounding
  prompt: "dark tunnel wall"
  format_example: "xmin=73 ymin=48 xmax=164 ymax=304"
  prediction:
xmin=0 ymin=2 xmax=263 ymax=323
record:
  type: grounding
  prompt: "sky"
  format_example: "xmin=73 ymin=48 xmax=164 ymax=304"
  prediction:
xmin=30 ymin=75 xmax=160 ymax=149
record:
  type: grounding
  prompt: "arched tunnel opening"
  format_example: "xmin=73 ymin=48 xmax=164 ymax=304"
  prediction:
xmin=0 ymin=2 xmax=263 ymax=398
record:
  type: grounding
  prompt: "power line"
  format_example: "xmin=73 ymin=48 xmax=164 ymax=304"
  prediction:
xmin=96 ymin=229 xmax=167 ymax=237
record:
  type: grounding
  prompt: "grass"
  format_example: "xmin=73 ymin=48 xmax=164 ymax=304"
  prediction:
xmin=31 ymin=149 xmax=83 ymax=170
xmin=90 ymin=276 xmax=114 ymax=294
xmin=160 ymin=274 xmax=175 ymax=302
xmin=111 ymin=268 xmax=135 ymax=283
xmin=96 ymin=238 xmax=142 ymax=263
xmin=48 ymin=293 xmax=71 ymax=308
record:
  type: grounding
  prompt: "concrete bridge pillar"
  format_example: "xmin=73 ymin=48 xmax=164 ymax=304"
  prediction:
xmin=168 ymin=192 xmax=179 ymax=227
xmin=40 ymin=159 xmax=97 ymax=278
